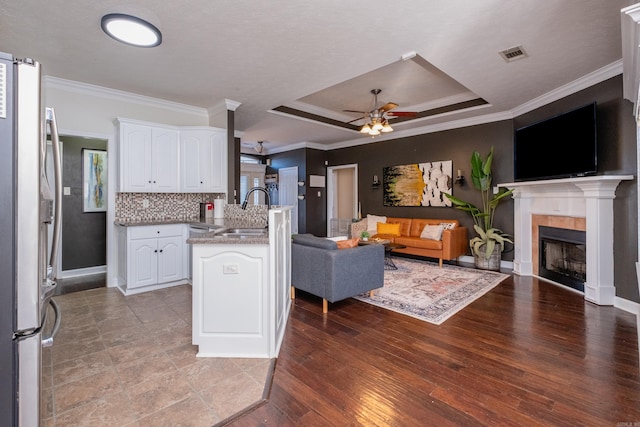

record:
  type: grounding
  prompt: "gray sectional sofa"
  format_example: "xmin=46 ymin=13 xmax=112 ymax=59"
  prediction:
xmin=291 ymin=234 xmax=384 ymax=313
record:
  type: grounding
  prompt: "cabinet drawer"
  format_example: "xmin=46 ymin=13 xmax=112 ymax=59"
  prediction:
xmin=130 ymin=224 xmax=184 ymax=239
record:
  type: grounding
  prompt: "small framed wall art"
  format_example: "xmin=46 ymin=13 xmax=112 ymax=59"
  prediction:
xmin=82 ymin=148 xmax=107 ymax=212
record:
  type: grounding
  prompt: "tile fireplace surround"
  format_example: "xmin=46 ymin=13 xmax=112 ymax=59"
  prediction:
xmin=500 ymin=175 xmax=633 ymax=305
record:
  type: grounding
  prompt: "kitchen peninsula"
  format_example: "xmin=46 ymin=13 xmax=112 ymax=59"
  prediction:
xmin=188 ymin=207 xmax=292 ymax=358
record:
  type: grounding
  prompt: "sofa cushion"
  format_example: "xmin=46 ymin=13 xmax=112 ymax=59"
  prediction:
xmin=420 ymin=224 xmax=444 ymax=240
xmin=409 ymin=219 xmax=460 ymax=237
xmin=292 ymin=234 xmax=338 ymax=250
xmin=366 ymin=214 xmax=387 ymax=234
xmin=395 ymin=236 xmax=443 ymax=250
xmin=440 ymin=222 xmax=457 ymax=230
xmin=377 ymin=222 xmax=401 ymax=236
xmin=385 ymin=217 xmax=413 ymax=236
xmin=336 ymin=238 xmax=360 ymax=249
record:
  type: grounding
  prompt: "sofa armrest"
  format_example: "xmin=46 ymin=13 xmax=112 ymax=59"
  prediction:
xmin=349 ymin=220 xmax=367 ymax=239
xmin=442 ymin=226 xmax=468 ymax=259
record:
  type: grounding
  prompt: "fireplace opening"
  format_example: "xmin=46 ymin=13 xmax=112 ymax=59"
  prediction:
xmin=538 ymin=226 xmax=586 ymax=292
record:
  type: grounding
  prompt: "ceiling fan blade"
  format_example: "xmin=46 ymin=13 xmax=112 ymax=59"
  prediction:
xmin=386 ymin=111 xmax=418 ymax=117
xmin=379 ymin=102 xmax=399 ymax=112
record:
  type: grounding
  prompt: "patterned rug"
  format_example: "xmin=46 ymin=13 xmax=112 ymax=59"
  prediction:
xmin=353 ymin=257 xmax=509 ymax=325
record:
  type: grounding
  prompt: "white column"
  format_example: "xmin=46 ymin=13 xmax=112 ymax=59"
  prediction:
xmin=575 ymin=181 xmax=620 ymax=305
xmin=512 ymin=190 xmax=533 ymax=276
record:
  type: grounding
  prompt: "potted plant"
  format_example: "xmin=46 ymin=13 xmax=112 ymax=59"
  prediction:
xmin=360 ymin=230 xmax=370 ymax=241
xmin=445 ymin=146 xmax=513 ymax=271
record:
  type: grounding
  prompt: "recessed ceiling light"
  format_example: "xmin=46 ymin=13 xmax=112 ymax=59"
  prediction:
xmin=101 ymin=13 xmax=162 ymax=48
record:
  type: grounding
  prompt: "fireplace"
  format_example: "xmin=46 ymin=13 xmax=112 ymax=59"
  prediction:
xmin=538 ymin=226 xmax=586 ymax=292
xmin=500 ymin=175 xmax=632 ymax=305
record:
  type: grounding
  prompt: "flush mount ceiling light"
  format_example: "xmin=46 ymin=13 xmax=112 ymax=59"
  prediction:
xmin=101 ymin=13 xmax=162 ymax=47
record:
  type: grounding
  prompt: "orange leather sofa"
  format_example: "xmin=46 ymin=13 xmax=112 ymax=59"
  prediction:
xmin=352 ymin=217 xmax=468 ymax=267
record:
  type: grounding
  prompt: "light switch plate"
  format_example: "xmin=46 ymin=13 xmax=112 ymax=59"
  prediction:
xmin=63 ymin=187 xmax=71 ymax=196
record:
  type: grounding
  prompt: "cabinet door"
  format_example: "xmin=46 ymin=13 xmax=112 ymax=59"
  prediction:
xmin=128 ymin=238 xmax=158 ymax=289
xmin=157 ymin=236 xmax=183 ymax=283
xmin=209 ymin=130 xmax=227 ymax=193
xmin=121 ymin=123 xmax=153 ymax=192
xmin=152 ymin=128 xmax=180 ymax=192
xmin=180 ymin=130 xmax=212 ymax=192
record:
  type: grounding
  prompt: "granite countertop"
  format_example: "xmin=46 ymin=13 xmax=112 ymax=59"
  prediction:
xmin=187 ymin=232 xmax=269 ymax=245
xmin=114 ymin=218 xmax=269 ymax=245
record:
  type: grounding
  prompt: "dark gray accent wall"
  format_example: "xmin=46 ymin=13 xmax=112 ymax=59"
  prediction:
xmin=514 ymin=75 xmax=638 ymax=302
xmin=268 ymin=148 xmax=329 ymax=235
xmin=61 ymin=135 xmax=107 ymax=270
xmin=328 ymin=120 xmax=515 ymax=259
xmin=323 ymin=75 xmax=637 ymax=301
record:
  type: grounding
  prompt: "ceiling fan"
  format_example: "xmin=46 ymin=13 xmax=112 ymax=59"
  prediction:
xmin=344 ymin=89 xmax=417 ymax=136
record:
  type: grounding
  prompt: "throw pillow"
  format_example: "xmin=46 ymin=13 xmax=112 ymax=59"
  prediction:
xmin=336 ymin=238 xmax=360 ymax=249
xmin=367 ymin=214 xmax=387 ymax=234
xmin=420 ymin=224 xmax=444 ymax=241
xmin=377 ymin=222 xmax=401 ymax=236
xmin=440 ymin=222 xmax=457 ymax=230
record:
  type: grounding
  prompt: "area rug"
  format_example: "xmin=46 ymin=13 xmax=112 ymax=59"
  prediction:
xmin=353 ymin=258 xmax=509 ymax=325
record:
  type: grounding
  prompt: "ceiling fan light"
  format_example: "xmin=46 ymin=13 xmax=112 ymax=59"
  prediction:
xmin=369 ymin=128 xmax=380 ymax=136
xmin=254 ymin=141 xmax=264 ymax=153
xmin=372 ymin=121 xmax=384 ymax=131
xmin=360 ymin=123 xmax=372 ymax=134
xmin=381 ymin=121 xmax=393 ymax=132
xmin=101 ymin=13 xmax=162 ymax=47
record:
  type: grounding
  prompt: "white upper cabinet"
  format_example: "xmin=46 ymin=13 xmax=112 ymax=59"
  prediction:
xmin=119 ymin=121 xmax=179 ymax=192
xmin=180 ymin=128 xmax=227 ymax=193
xmin=118 ymin=118 xmax=227 ymax=194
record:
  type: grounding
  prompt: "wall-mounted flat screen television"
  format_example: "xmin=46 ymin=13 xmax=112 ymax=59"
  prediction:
xmin=513 ymin=102 xmax=597 ymax=182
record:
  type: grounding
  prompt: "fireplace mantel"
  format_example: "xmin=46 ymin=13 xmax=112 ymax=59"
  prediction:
xmin=498 ymin=175 xmax=634 ymax=305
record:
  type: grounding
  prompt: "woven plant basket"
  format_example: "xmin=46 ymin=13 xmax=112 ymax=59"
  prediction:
xmin=474 ymin=244 xmax=501 ymax=271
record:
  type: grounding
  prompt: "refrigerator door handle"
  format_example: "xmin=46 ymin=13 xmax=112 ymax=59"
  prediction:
xmin=45 ymin=107 xmax=62 ymax=280
xmin=41 ymin=298 xmax=60 ymax=348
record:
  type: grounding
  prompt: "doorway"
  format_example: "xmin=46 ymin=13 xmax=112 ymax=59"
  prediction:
xmin=50 ymin=130 xmax=111 ymax=289
xmin=327 ymin=164 xmax=358 ymax=237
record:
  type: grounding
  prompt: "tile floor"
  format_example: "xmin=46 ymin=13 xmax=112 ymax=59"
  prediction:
xmin=43 ymin=283 xmax=271 ymax=426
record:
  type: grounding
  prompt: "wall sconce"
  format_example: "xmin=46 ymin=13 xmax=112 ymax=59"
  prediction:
xmin=455 ymin=169 xmax=465 ymax=186
xmin=372 ymin=175 xmax=380 ymax=187
xmin=297 ymin=194 xmax=305 ymax=200
xmin=297 ymin=181 xmax=305 ymax=187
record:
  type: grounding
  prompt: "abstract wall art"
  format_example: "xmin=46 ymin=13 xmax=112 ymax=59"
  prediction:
xmin=383 ymin=160 xmax=453 ymax=207
xmin=83 ymin=149 xmax=107 ymax=212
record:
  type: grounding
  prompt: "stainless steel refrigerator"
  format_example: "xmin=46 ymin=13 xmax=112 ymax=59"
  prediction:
xmin=0 ymin=52 xmax=62 ymax=426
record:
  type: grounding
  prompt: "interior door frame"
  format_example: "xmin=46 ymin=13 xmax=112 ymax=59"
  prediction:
xmin=326 ymin=163 xmax=358 ymax=237
xmin=58 ymin=127 xmax=114 ymax=284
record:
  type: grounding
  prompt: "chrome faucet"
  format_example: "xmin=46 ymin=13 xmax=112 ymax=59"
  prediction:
xmin=241 ymin=187 xmax=271 ymax=211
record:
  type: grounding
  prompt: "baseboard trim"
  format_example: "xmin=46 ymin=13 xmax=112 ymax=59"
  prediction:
xmin=60 ymin=265 xmax=106 ymax=279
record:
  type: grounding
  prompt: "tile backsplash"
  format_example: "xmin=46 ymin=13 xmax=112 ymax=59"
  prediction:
xmin=115 ymin=192 xmax=225 ymax=222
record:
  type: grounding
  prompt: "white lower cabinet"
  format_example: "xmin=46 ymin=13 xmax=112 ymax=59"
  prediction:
xmin=117 ymin=224 xmax=189 ymax=295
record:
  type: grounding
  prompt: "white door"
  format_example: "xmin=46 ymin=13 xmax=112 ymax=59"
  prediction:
xmin=327 ymin=164 xmax=358 ymax=237
xmin=278 ymin=167 xmax=298 ymax=234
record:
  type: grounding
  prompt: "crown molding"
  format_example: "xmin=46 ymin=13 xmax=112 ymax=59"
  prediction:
xmin=43 ymin=76 xmax=209 ymax=117
xmin=510 ymin=60 xmax=622 ymax=118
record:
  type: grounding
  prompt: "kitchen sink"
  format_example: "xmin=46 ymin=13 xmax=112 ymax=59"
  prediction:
xmin=216 ymin=227 xmax=268 ymax=238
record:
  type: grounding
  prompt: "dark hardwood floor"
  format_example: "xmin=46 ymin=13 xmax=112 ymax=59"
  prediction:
xmin=228 ymin=274 xmax=640 ymax=426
